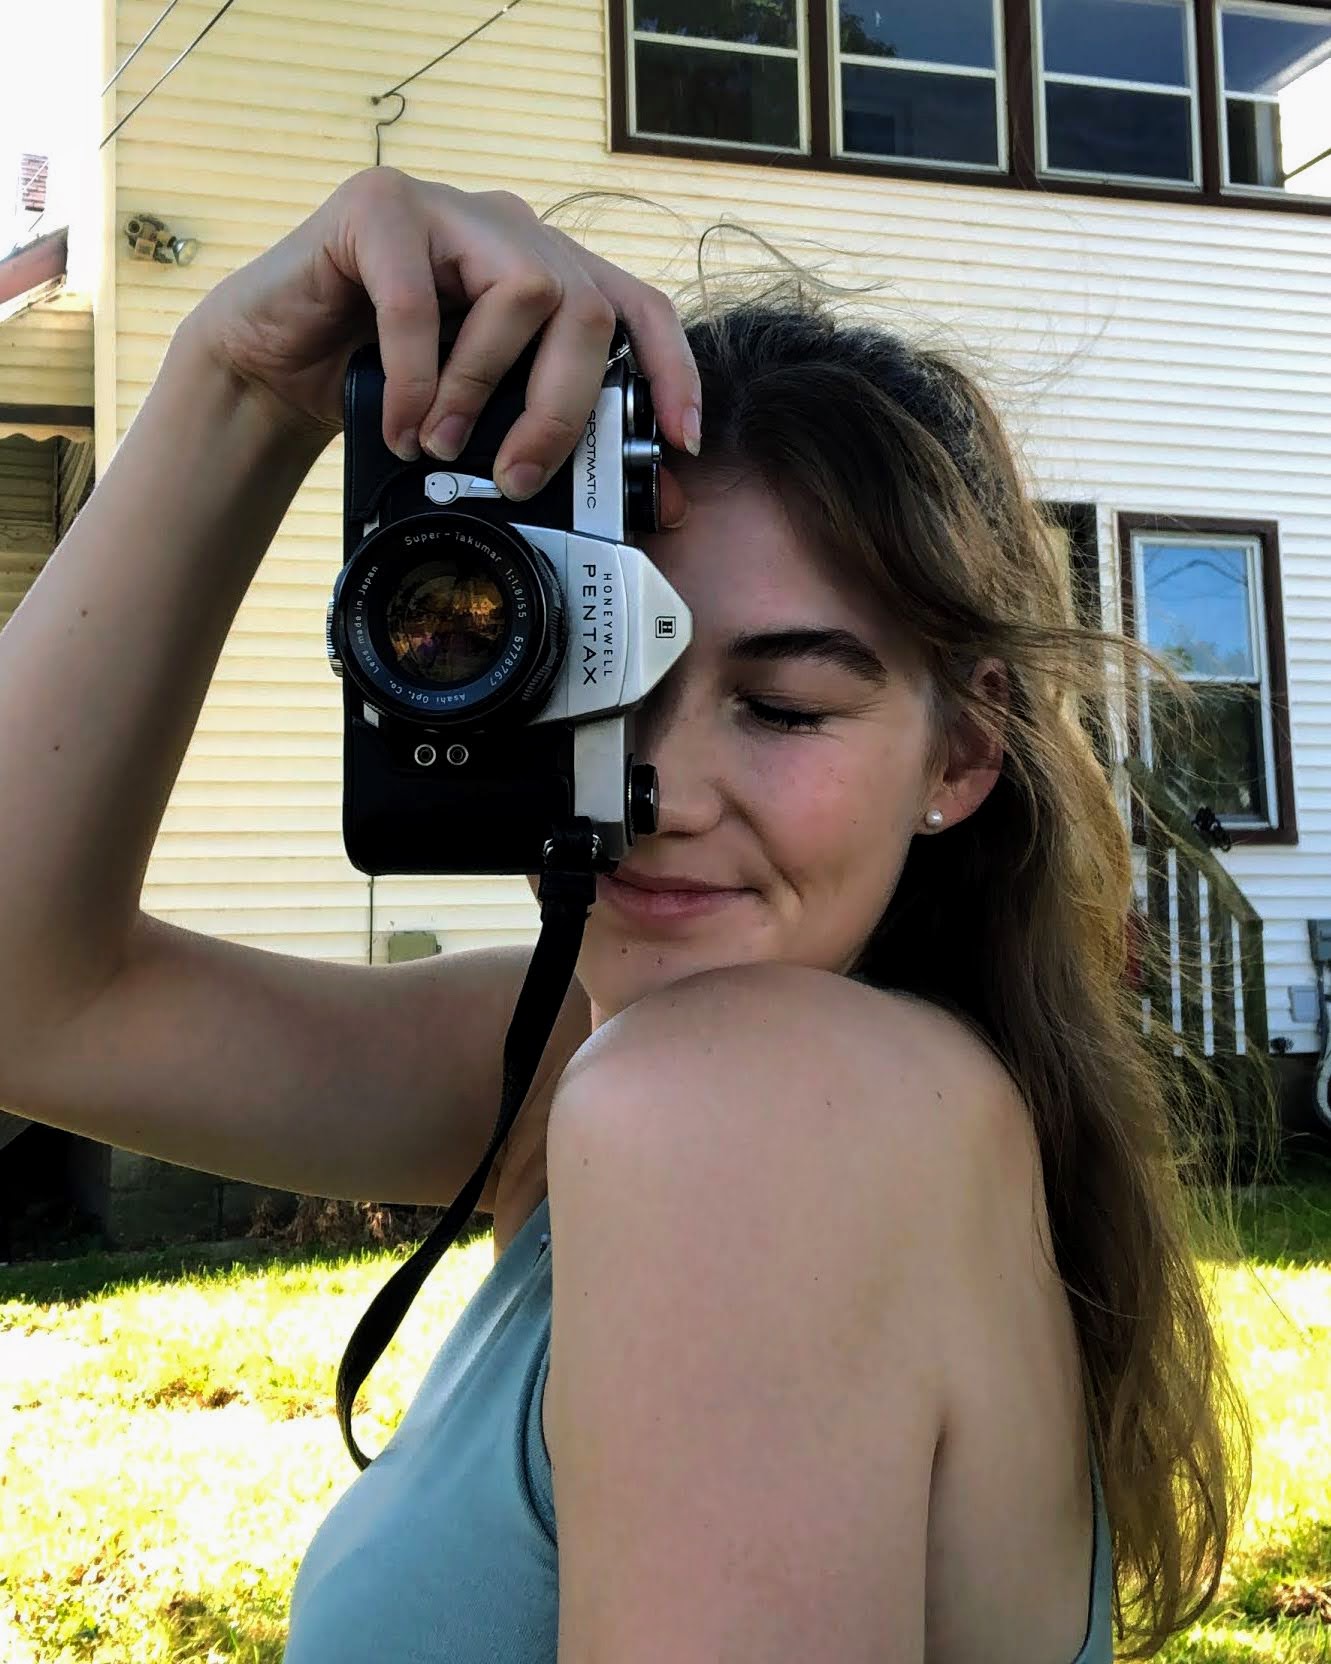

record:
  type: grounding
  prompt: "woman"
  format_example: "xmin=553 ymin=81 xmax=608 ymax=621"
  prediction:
xmin=0 ymin=167 xmax=1258 ymax=1662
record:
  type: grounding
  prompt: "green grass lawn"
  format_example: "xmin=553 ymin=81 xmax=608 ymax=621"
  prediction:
xmin=2 ymin=1154 xmax=1329 ymax=1663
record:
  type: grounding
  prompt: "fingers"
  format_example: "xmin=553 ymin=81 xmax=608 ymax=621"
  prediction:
xmin=659 ymin=464 xmax=689 ymax=530
xmin=489 ymin=280 xmax=618 ymax=498
xmin=571 ymin=245 xmax=703 ymax=460
xmin=338 ymin=173 xmax=442 ymax=461
xmin=337 ymin=170 xmax=703 ymax=493
xmin=415 ymin=267 xmax=565 ymax=478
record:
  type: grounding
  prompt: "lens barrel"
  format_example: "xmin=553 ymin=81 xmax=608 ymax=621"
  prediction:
xmin=332 ymin=512 xmax=566 ymax=726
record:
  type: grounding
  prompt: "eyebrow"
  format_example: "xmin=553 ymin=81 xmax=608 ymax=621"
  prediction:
xmin=726 ymin=627 xmax=890 ymax=686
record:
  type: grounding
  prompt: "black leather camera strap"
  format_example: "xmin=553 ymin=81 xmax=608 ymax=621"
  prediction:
xmin=335 ymin=821 xmax=603 ymax=1470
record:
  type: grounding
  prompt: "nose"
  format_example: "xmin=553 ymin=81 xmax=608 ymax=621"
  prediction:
xmin=633 ymin=672 xmax=726 ymax=839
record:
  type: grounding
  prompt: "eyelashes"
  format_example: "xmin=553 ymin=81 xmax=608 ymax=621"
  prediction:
xmin=743 ymin=698 xmax=829 ymax=734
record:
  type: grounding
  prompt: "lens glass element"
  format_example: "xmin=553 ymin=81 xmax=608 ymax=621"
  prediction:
xmin=385 ymin=559 xmax=508 ymax=686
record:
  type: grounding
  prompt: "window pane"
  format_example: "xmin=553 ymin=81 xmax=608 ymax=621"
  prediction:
xmin=634 ymin=0 xmax=797 ymax=49
xmin=1139 ymin=541 xmax=1255 ymax=677
xmin=1041 ymin=0 xmax=1190 ymax=87
xmin=634 ymin=40 xmax=801 ymax=148
xmin=842 ymin=65 xmax=999 ymax=164
xmin=1148 ymin=685 xmax=1265 ymax=818
xmin=1227 ymin=98 xmax=1278 ymax=187
xmin=1221 ymin=4 xmax=1331 ymax=197
xmin=1045 ymin=81 xmax=1193 ymax=179
xmin=839 ymin=0 xmax=996 ymax=70
xmin=1221 ymin=5 xmax=1331 ymax=95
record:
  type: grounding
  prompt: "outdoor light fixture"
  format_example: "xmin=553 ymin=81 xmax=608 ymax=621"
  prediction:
xmin=124 ymin=213 xmax=200 ymax=265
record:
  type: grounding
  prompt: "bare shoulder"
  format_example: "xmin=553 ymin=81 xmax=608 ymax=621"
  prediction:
xmin=542 ymin=962 xmax=984 ymax=1660
xmin=543 ymin=964 xmax=1087 ymax=1664
xmin=553 ymin=961 xmax=1027 ymax=1180
xmin=545 ymin=962 xmax=1033 ymax=1324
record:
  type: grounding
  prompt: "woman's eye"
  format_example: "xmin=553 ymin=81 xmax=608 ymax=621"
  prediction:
xmin=743 ymin=698 xmax=829 ymax=734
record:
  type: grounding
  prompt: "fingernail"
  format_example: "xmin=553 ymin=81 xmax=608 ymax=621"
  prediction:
xmin=682 ymin=404 xmax=701 ymax=457
xmin=392 ymin=431 xmax=421 ymax=462
xmin=423 ymin=414 xmax=471 ymax=460
xmin=662 ymin=499 xmax=688 ymax=529
xmin=498 ymin=462 xmax=546 ymax=500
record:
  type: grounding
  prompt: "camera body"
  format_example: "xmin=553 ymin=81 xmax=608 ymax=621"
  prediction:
xmin=328 ymin=329 xmax=691 ymax=876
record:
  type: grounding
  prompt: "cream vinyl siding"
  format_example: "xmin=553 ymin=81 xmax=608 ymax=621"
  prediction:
xmin=0 ymin=292 xmax=94 ymax=410
xmin=105 ymin=0 xmax=1330 ymax=1049
xmin=0 ymin=439 xmax=56 ymax=633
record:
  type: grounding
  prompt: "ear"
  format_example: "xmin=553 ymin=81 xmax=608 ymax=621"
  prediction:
xmin=931 ymin=656 xmax=1008 ymax=827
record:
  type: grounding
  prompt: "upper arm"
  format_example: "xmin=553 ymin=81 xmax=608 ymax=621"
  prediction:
xmin=3 ymin=914 xmax=588 ymax=1210
xmin=544 ymin=964 xmax=982 ymax=1664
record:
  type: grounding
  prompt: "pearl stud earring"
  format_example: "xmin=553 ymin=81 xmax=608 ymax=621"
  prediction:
xmin=925 ymin=808 xmax=944 ymax=829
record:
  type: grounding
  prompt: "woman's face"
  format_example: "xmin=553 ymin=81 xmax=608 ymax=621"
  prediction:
xmin=535 ymin=475 xmax=993 ymax=1029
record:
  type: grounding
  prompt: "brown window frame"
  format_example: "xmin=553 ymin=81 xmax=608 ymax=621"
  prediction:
xmin=1117 ymin=512 xmax=1297 ymax=846
xmin=608 ymin=0 xmax=1331 ymax=217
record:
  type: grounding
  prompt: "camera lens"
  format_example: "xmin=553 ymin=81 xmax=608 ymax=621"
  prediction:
xmin=386 ymin=560 xmax=508 ymax=686
xmin=332 ymin=512 xmax=565 ymax=724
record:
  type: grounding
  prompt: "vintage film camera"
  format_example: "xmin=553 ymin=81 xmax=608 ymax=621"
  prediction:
xmin=327 ymin=327 xmax=692 ymax=876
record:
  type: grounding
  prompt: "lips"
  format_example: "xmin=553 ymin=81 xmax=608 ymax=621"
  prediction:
xmin=597 ymin=871 xmax=753 ymax=924
xmin=611 ymin=869 xmax=737 ymax=894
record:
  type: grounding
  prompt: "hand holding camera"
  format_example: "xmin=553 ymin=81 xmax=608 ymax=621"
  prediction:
xmin=175 ymin=167 xmax=704 ymax=879
xmin=183 ymin=166 xmax=701 ymax=507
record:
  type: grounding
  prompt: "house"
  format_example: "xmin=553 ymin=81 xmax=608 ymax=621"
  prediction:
xmin=1 ymin=0 xmax=1328 ymax=1249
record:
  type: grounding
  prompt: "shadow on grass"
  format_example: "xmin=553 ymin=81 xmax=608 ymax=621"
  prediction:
xmin=0 ymin=1214 xmax=493 ymax=1308
xmin=4 ymin=1146 xmax=1329 ymax=1307
xmin=1221 ymin=1147 xmax=1331 ymax=1269
xmin=1239 ymin=1516 xmax=1331 ymax=1584
xmin=156 ymin=1586 xmax=290 ymax=1664
xmin=9 ymin=1582 xmax=294 ymax=1664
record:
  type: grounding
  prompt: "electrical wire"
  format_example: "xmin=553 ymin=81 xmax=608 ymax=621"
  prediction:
xmin=101 ymin=0 xmax=187 ymax=96
xmin=1284 ymin=142 xmax=1331 ymax=186
xmin=371 ymin=0 xmax=528 ymax=165
xmin=99 ymin=0 xmax=242 ymax=150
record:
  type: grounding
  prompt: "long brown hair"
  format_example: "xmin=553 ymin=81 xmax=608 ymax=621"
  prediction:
xmin=666 ymin=281 xmax=1280 ymax=1659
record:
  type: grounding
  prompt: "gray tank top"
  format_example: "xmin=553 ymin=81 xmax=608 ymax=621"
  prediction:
xmin=283 ymin=1194 xmax=1114 ymax=1663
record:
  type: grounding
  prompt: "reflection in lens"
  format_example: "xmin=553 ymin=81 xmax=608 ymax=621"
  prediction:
xmin=386 ymin=560 xmax=507 ymax=686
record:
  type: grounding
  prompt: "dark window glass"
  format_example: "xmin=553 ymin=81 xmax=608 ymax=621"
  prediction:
xmin=634 ymin=40 xmax=801 ymax=147
xmin=1221 ymin=7 xmax=1331 ymax=96
xmin=1045 ymin=81 xmax=1193 ymax=179
xmin=634 ymin=0 xmax=797 ymax=50
xmin=1148 ymin=685 xmax=1265 ymax=818
xmin=838 ymin=0 xmax=996 ymax=70
xmin=1226 ymin=99 xmax=1281 ymax=188
xmin=1041 ymin=0 xmax=1189 ymax=87
xmin=842 ymin=65 xmax=999 ymax=164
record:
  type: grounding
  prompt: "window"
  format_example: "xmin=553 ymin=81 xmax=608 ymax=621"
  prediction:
xmin=1119 ymin=515 xmax=1296 ymax=843
xmin=1035 ymin=0 xmax=1200 ymax=183
xmin=833 ymin=1 xmax=1006 ymax=170
xmin=1219 ymin=1 xmax=1331 ymax=198
xmin=609 ymin=0 xmax=1331 ymax=216
xmin=627 ymin=0 xmax=807 ymax=152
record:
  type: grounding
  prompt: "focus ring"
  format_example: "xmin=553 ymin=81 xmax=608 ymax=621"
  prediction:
xmin=334 ymin=512 xmax=565 ymax=725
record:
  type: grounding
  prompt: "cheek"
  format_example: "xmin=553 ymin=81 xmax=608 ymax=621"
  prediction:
xmin=753 ymin=739 xmax=916 ymax=882
xmin=754 ymin=749 xmax=873 ymax=869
